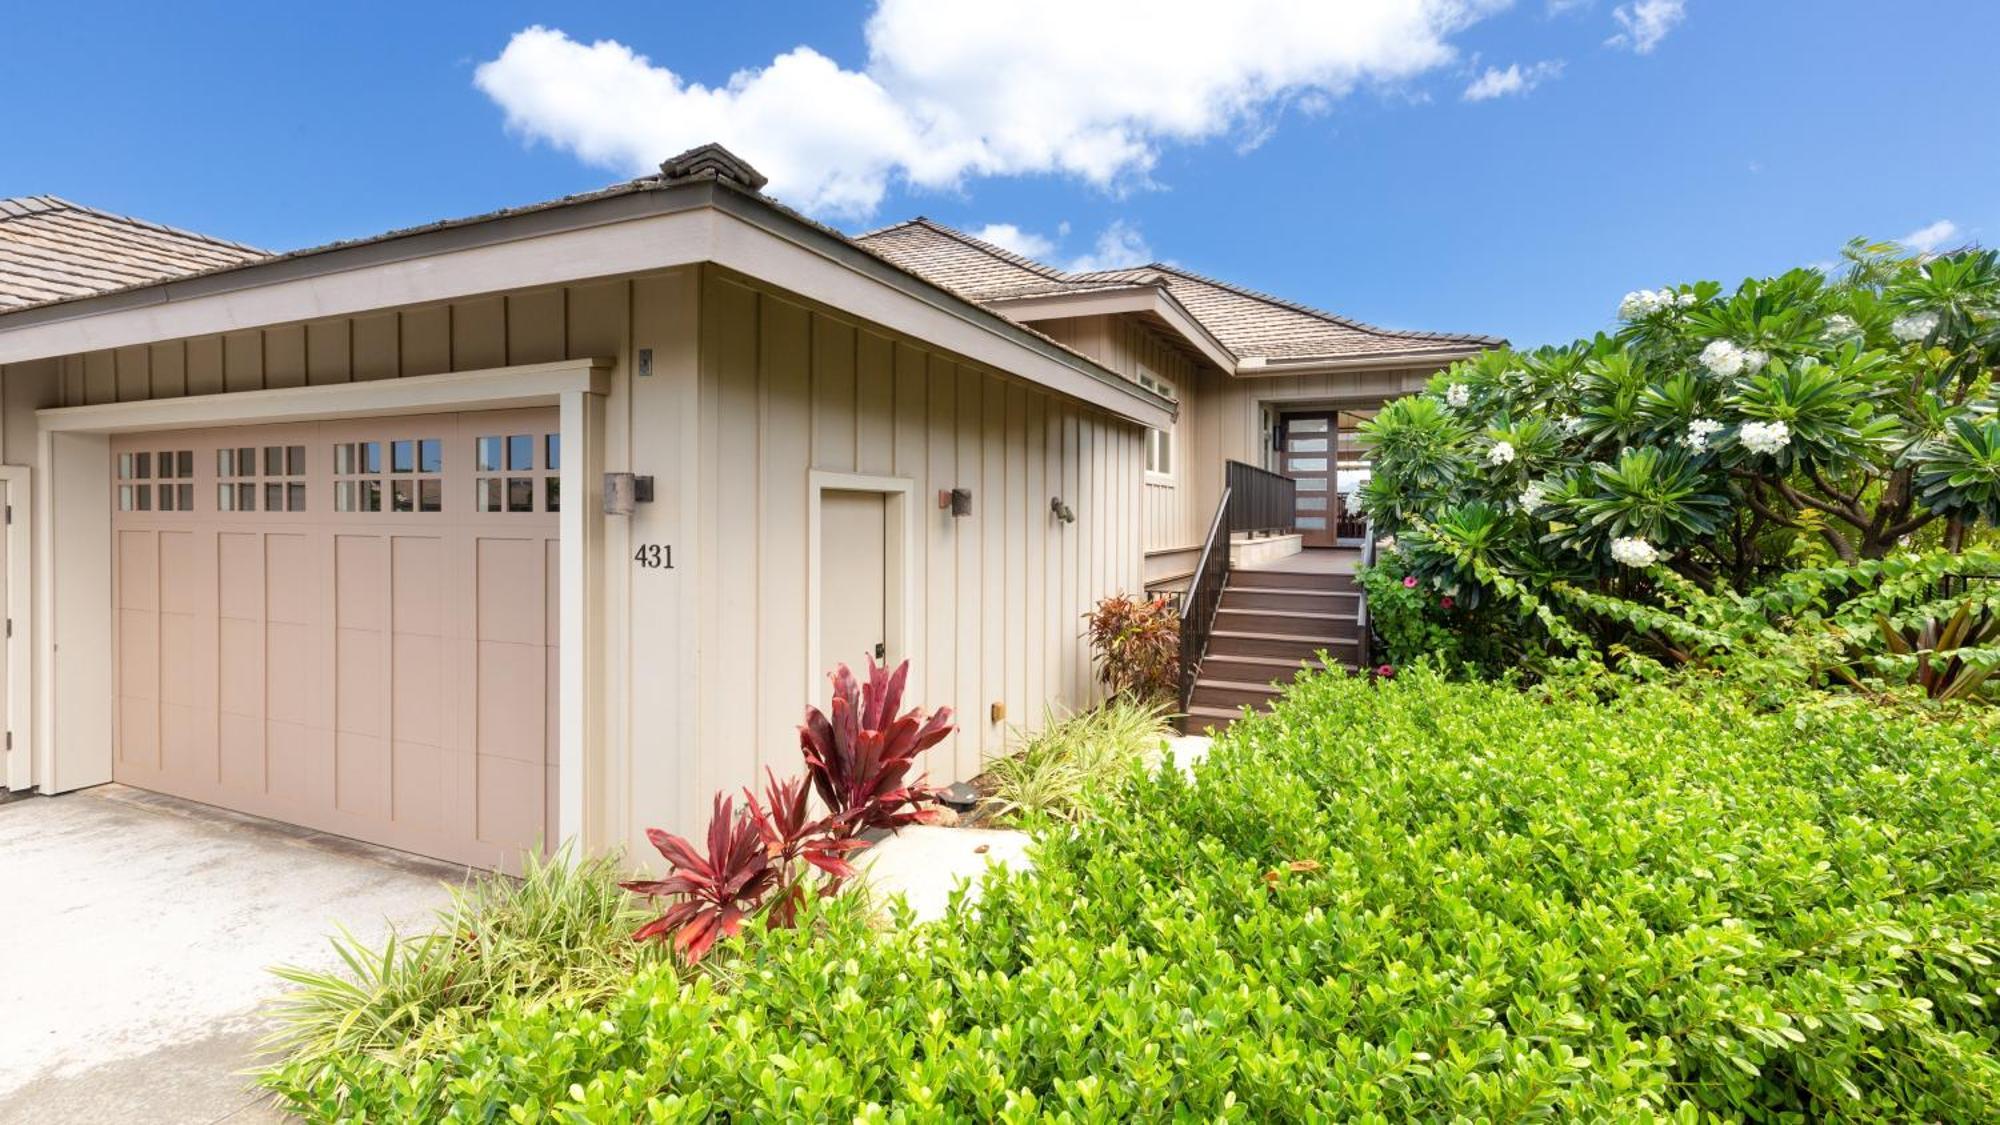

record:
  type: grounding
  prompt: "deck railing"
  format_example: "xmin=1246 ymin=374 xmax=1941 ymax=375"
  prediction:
xmin=1179 ymin=460 xmax=1298 ymax=714
xmin=1225 ymin=460 xmax=1296 ymax=537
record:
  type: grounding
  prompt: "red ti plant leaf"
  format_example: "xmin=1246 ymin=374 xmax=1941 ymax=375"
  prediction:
xmin=798 ymin=658 xmax=955 ymax=838
xmin=620 ymin=792 xmax=777 ymax=963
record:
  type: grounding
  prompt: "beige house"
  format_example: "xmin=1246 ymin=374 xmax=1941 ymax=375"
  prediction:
xmin=0 ymin=145 xmax=1493 ymax=870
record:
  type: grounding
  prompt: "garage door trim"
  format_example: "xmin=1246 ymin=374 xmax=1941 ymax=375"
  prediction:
xmin=33 ymin=357 xmax=608 ymax=852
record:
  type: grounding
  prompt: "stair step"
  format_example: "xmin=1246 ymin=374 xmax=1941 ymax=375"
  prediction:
xmin=1198 ymin=653 xmax=1331 ymax=682
xmin=1191 ymin=678 xmax=1287 ymax=710
xmin=1231 ymin=569 xmax=1359 ymax=592
xmin=1213 ymin=607 xmax=1362 ymax=638
xmin=1208 ymin=629 xmax=1361 ymax=661
xmin=1220 ymin=587 xmax=1361 ymax=612
xmin=1183 ymin=704 xmax=1259 ymax=734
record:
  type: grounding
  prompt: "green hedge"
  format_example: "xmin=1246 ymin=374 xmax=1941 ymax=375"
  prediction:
xmin=268 ymin=672 xmax=2000 ymax=1121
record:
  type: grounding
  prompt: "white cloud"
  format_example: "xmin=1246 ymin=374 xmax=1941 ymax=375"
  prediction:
xmin=475 ymin=1 xmax=1512 ymax=220
xmin=970 ymin=223 xmax=1056 ymax=260
xmin=1463 ymin=60 xmax=1564 ymax=101
xmin=1606 ymin=0 xmax=1686 ymax=53
xmin=1066 ymin=220 xmax=1154 ymax=273
xmin=1899 ymin=219 xmax=1960 ymax=255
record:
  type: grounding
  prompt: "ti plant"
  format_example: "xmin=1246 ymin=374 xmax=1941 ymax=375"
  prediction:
xmin=625 ymin=658 xmax=952 ymax=962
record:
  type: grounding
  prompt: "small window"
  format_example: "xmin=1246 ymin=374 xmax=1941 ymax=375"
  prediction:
xmin=545 ymin=434 xmax=561 ymax=471
xmin=477 ymin=437 xmax=503 ymax=472
xmin=1146 ymin=427 xmax=1173 ymax=478
xmin=418 ymin=439 xmax=442 ymax=474
xmin=507 ymin=478 xmax=534 ymax=512
xmin=507 ymin=435 xmax=534 ymax=471
xmin=477 ymin=477 xmax=503 ymax=513
xmin=545 ymin=477 xmax=560 ymax=513
xmin=118 ymin=448 xmax=193 ymax=513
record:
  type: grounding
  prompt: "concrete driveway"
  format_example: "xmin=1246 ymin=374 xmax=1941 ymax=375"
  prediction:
xmin=0 ymin=785 xmax=465 ymax=1124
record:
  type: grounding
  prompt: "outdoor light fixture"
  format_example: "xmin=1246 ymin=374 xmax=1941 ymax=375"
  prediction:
xmin=603 ymin=472 xmax=654 ymax=515
xmin=938 ymin=487 xmax=972 ymax=517
xmin=1050 ymin=497 xmax=1076 ymax=524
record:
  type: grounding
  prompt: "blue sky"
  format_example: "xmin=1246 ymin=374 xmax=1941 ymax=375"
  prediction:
xmin=5 ymin=2 xmax=1994 ymax=347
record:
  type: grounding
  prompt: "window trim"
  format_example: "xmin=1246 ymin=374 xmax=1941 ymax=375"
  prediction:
xmin=1137 ymin=365 xmax=1178 ymax=486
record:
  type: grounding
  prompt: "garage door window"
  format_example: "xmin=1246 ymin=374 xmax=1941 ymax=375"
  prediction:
xmin=476 ymin=431 xmax=560 ymax=513
xmin=219 ymin=445 xmax=306 ymax=512
xmin=118 ymin=449 xmax=194 ymax=512
xmin=335 ymin=438 xmax=442 ymax=513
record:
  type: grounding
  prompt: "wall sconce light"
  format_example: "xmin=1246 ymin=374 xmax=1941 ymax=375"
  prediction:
xmin=603 ymin=472 xmax=655 ymax=515
xmin=1049 ymin=497 xmax=1076 ymax=524
xmin=938 ymin=487 xmax=972 ymax=517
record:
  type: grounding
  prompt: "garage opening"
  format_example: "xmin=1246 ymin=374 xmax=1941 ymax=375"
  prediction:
xmin=110 ymin=408 xmax=559 ymax=871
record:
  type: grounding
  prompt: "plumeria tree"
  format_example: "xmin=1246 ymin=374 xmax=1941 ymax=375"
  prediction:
xmin=1365 ymin=244 xmax=1998 ymax=576
xmin=1358 ymin=242 xmax=2000 ymax=668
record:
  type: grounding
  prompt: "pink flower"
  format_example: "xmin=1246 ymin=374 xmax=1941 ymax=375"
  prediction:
xmin=1440 ymin=596 xmax=1455 ymax=610
xmin=1375 ymin=664 xmax=1396 ymax=679
xmin=1402 ymin=575 xmax=1418 ymax=588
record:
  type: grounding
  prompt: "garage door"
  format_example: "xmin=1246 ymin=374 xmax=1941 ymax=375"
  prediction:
xmin=110 ymin=409 xmax=559 ymax=871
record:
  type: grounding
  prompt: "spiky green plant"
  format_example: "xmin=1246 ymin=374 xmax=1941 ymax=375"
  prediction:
xmin=981 ymin=700 xmax=1175 ymax=824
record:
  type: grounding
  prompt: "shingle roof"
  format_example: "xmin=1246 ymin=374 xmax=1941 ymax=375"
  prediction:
xmin=0 ymin=196 xmax=267 ymax=312
xmin=855 ymin=217 xmax=1502 ymax=365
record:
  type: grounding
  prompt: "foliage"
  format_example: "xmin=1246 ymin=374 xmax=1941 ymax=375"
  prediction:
xmin=264 ymin=670 xmax=2000 ymax=1121
xmin=1083 ymin=593 xmax=1180 ymax=703
xmin=1356 ymin=551 xmax=1475 ymax=671
xmin=1360 ymin=244 xmax=2000 ymax=672
xmin=624 ymin=658 xmax=951 ymax=963
xmin=1838 ymin=596 xmax=2000 ymax=701
xmin=260 ymin=847 xmax=656 ymax=1086
xmin=980 ymin=699 xmax=1175 ymax=824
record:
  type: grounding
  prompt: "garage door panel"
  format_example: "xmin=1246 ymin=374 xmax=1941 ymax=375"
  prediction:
xmin=476 ymin=641 xmax=546 ymax=764
xmin=113 ymin=409 xmax=558 ymax=871
xmin=476 ymin=537 xmax=545 ymax=645
xmin=118 ymin=697 xmax=159 ymax=767
xmin=393 ymin=634 xmax=446 ymax=745
xmin=218 ymin=713 xmax=265 ymax=793
xmin=218 ymin=533 xmax=262 ymax=620
xmin=118 ymin=531 xmax=157 ymax=610
xmin=265 ymin=535 xmax=317 ymax=625
xmin=335 ymin=732 xmax=391 ymax=819
xmin=334 ymin=535 xmax=388 ymax=628
xmin=477 ymin=755 xmax=543 ymax=848
xmin=218 ymin=618 xmax=263 ymax=717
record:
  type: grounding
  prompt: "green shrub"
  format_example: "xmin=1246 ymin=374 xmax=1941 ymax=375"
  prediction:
xmin=260 ymin=847 xmax=659 ymax=1088
xmin=266 ymin=671 xmax=2000 ymax=1121
xmin=981 ymin=699 xmax=1175 ymax=823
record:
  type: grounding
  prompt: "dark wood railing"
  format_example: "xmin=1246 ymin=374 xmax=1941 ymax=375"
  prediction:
xmin=1179 ymin=461 xmax=1298 ymax=714
xmin=1226 ymin=460 xmax=1296 ymax=537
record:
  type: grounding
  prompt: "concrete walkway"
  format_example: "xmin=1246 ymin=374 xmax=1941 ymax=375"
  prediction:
xmin=0 ymin=786 xmax=465 ymax=1124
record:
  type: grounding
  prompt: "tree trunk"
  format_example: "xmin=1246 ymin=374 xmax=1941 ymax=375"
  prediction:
xmin=1945 ymin=516 xmax=1968 ymax=554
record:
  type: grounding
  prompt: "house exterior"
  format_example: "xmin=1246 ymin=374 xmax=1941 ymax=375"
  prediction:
xmin=0 ymin=145 xmax=1493 ymax=871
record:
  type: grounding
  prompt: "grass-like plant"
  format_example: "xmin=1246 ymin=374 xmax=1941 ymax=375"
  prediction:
xmin=260 ymin=846 xmax=656 ymax=1079
xmin=981 ymin=699 xmax=1174 ymax=823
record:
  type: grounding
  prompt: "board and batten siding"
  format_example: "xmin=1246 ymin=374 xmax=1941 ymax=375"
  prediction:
xmin=1029 ymin=314 xmax=1203 ymax=556
xmin=694 ymin=271 xmax=1144 ymax=801
xmin=0 ymin=267 xmax=1153 ymax=864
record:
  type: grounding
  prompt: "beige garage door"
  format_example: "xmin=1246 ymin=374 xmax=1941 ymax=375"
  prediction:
xmin=111 ymin=408 xmax=559 ymax=871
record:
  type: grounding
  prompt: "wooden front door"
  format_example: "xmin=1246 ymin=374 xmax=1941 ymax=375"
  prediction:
xmin=1279 ymin=411 xmax=1338 ymax=547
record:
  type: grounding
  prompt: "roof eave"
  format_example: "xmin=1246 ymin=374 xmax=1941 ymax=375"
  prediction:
xmin=1235 ymin=343 xmax=1498 ymax=377
xmin=982 ymin=285 xmax=1239 ymax=375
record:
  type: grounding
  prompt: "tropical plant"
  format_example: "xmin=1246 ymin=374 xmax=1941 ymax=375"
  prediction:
xmin=263 ymin=669 xmax=2000 ymax=1121
xmin=1359 ymin=244 xmax=2000 ymax=670
xmin=1083 ymin=593 xmax=1180 ymax=703
xmin=261 ymin=847 xmax=653 ymax=1079
xmin=623 ymin=658 xmax=952 ymax=963
xmin=980 ymin=699 xmax=1174 ymax=823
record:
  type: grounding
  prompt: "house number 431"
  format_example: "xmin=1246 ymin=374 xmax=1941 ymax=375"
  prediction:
xmin=633 ymin=544 xmax=674 ymax=569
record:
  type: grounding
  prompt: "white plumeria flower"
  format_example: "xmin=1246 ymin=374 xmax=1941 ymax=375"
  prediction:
xmin=1698 ymin=340 xmax=1747 ymax=377
xmin=1487 ymin=440 xmax=1516 ymax=466
xmin=1681 ymin=418 xmax=1724 ymax=451
xmin=1375 ymin=534 xmax=1399 ymax=554
xmin=1676 ymin=290 xmax=1697 ymax=307
xmin=1446 ymin=383 xmax=1471 ymax=408
xmin=1821 ymin=314 xmax=1858 ymax=341
xmin=1617 ymin=288 xmax=1683 ymax=320
xmin=1518 ymin=483 xmax=1546 ymax=511
xmin=1563 ymin=415 xmax=1586 ymax=434
xmin=1738 ymin=419 xmax=1792 ymax=456
xmin=1891 ymin=311 xmax=1940 ymax=342
xmin=1610 ymin=536 xmax=1663 ymax=568
xmin=1741 ymin=348 xmax=1770 ymax=374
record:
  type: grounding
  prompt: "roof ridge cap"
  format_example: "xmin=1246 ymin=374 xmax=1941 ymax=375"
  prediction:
xmin=1139 ymin=261 xmax=1502 ymax=347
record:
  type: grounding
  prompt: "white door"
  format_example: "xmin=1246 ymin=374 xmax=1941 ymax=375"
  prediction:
xmin=819 ymin=490 xmax=887 ymax=676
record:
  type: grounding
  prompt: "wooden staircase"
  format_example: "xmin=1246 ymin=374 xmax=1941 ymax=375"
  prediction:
xmin=1184 ymin=566 xmax=1364 ymax=732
